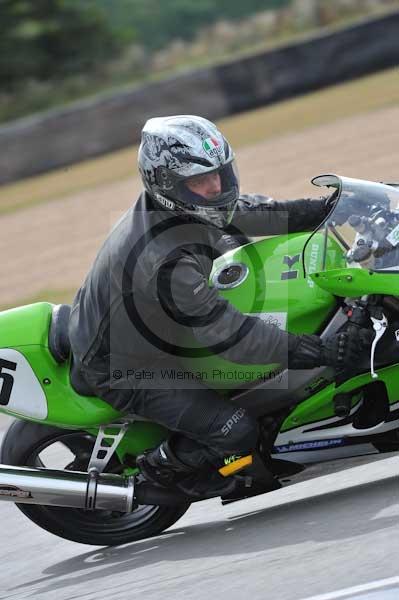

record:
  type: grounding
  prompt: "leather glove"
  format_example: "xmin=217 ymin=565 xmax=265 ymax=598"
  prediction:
xmin=321 ymin=327 xmax=360 ymax=371
xmin=287 ymin=334 xmax=323 ymax=370
xmin=287 ymin=327 xmax=374 ymax=370
xmin=326 ymin=190 xmax=378 ymax=227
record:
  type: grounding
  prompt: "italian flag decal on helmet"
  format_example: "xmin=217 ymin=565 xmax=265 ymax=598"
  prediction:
xmin=203 ymin=137 xmax=223 ymax=158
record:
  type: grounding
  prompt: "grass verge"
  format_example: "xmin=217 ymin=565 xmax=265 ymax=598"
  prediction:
xmin=1 ymin=65 xmax=399 ymax=217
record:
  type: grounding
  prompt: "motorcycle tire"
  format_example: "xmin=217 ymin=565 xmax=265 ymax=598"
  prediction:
xmin=0 ymin=419 xmax=190 ymax=546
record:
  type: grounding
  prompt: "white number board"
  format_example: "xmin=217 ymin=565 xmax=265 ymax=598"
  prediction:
xmin=0 ymin=349 xmax=48 ymax=419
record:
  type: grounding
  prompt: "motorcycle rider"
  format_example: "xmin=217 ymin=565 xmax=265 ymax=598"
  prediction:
xmin=68 ymin=115 xmax=369 ymax=500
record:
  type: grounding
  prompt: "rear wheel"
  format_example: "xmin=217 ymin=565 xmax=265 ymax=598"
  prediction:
xmin=0 ymin=420 xmax=190 ymax=546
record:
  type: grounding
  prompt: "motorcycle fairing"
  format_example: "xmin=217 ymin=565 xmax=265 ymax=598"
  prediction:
xmin=1 ymin=175 xmax=399 ymax=464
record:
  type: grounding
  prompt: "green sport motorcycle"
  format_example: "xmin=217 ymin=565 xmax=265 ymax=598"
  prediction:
xmin=1 ymin=174 xmax=399 ymax=546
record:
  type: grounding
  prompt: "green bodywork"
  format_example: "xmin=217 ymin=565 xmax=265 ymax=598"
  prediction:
xmin=310 ymin=267 xmax=399 ymax=297
xmin=281 ymin=362 xmax=399 ymax=432
xmin=1 ymin=230 xmax=399 ymax=462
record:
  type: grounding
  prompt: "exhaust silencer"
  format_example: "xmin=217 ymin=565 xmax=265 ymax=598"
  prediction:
xmin=0 ymin=464 xmax=135 ymax=512
xmin=0 ymin=464 xmax=190 ymax=511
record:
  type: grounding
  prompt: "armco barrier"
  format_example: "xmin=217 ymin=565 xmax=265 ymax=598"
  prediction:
xmin=1 ymin=10 xmax=399 ymax=184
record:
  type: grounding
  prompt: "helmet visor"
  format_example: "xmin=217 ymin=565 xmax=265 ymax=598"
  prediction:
xmin=179 ymin=161 xmax=238 ymax=202
xmin=177 ymin=161 xmax=240 ymax=228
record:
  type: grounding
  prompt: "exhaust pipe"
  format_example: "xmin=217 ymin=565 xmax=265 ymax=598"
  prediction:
xmin=0 ymin=464 xmax=188 ymax=511
xmin=0 ymin=464 xmax=135 ymax=511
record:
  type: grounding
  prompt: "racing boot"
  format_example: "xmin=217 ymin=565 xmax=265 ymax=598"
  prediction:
xmin=136 ymin=440 xmax=236 ymax=500
xmin=176 ymin=469 xmax=236 ymax=499
xmin=220 ymin=451 xmax=281 ymax=504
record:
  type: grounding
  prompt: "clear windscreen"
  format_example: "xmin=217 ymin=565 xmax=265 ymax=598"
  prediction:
xmin=306 ymin=175 xmax=399 ymax=274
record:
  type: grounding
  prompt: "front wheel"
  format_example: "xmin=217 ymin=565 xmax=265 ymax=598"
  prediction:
xmin=0 ymin=420 xmax=190 ymax=546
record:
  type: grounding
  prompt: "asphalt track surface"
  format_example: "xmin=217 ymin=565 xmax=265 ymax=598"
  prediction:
xmin=0 ymin=436 xmax=397 ymax=600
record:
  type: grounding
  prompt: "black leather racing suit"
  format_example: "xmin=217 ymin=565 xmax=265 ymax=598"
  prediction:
xmin=68 ymin=191 xmax=328 ymax=468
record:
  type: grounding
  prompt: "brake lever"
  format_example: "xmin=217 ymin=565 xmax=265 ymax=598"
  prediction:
xmin=370 ymin=313 xmax=388 ymax=379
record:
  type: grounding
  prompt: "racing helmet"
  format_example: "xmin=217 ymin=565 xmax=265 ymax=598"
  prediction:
xmin=138 ymin=115 xmax=239 ymax=228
